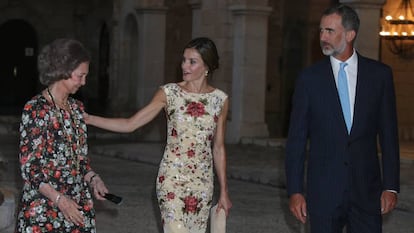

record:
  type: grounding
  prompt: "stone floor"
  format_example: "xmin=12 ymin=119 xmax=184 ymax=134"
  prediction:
xmin=1 ymin=133 xmax=414 ymax=233
xmin=0 ymin=114 xmax=413 ymax=232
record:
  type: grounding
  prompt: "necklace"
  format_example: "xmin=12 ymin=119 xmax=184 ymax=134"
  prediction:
xmin=47 ymin=88 xmax=81 ymax=172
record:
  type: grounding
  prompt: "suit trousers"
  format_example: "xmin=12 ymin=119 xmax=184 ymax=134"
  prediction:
xmin=309 ymin=198 xmax=382 ymax=233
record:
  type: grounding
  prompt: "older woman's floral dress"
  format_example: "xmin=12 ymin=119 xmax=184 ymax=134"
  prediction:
xmin=16 ymin=94 xmax=96 ymax=233
xmin=157 ymin=83 xmax=227 ymax=233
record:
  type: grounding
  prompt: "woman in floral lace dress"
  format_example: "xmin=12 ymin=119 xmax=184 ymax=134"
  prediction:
xmin=85 ymin=37 xmax=232 ymax=233
xmin=15 ymin=38 xmax=108 ymax=233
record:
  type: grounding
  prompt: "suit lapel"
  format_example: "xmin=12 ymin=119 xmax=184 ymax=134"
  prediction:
xmin=350 ymin=54 xmax=367 ymax=138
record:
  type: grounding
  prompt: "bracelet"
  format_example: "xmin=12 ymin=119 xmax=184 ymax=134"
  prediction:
xmin=89 ymin=173 xmax=99 ymax=184
xmin=54 ymin=194 xmax=61 ymax=207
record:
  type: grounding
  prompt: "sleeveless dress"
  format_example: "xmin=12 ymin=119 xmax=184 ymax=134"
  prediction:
xmin=156 ymin=83 xmax=228 ymax=233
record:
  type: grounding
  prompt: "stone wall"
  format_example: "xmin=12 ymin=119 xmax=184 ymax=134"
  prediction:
xmin=380 ymin=0 xmax=414 ymax=142
xmin=0 ymin=0 xmax=413 ymax=142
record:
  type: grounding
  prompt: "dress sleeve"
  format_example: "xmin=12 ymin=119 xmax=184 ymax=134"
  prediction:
xmin=19 ymin=101 xmax=51 ymax=190
xmin=75 ymin=100 xmax=92 ymax=176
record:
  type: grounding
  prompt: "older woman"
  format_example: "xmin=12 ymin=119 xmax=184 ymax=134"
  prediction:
xmin=16 ymin=38 xmax=108 ymax=233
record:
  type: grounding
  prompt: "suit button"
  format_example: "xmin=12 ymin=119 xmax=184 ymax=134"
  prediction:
xmin=347 ymin=142 xmax=351 ymax=147
xmin=344 ymin=162 xmax=349 ymax=166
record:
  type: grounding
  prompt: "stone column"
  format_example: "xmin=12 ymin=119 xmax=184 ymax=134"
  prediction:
xmin=341 ymin=0 xmax=385 ymax=60
xmin=109 ymin=4 xmax=167 ymax=114
xmin=0 ymin=188 xmax=15 ymax=231
xmin=227 ymin=4 xmax=272 ymax=143
xmin=188 ymin=0 xmax=202 ymax=37
xmin=135 ymin=7 xmax=168 ymax=106
xmin=134 ymin=6 xmax=168 ymax=141
xmin=0 ymin=191 xmax=3 ymax=205
xmin=108 ymin=0 xmax=122 ymax=113
xmin=0 ymin=154 xmax=15 ymax=231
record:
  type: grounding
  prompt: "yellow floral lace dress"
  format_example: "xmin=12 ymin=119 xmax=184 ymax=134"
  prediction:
xmin=157 ymin=83 xmax=228 ymax=233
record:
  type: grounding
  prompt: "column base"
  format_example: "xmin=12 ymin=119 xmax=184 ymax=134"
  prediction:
xmin=0 ymin=188 xmax=16 ymax=231
xmin=227 ymin=121 xmax=269 ymax=143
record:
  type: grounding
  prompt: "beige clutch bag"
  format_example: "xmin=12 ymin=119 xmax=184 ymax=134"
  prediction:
xmin=210 ymin=204 xmax=226 ymax=233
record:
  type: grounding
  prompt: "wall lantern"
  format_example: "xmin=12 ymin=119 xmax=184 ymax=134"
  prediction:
xmin=379 ymin=0 xmax=414 ymax=58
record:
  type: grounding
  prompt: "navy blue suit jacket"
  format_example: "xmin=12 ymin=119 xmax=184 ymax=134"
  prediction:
xmin=285 ymin=54 xmax=400 ymax=215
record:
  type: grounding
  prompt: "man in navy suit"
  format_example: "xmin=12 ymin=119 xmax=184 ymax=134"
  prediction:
xmin=285 ymin=4 xmax=400 ymax=233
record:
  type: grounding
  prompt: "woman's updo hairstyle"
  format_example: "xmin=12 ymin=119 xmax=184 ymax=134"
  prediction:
xmin=184 ymin=37 xmax=219 ymax=77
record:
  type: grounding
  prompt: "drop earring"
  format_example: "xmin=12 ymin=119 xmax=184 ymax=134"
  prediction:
xmin=205 ymin=70 xmax=209 ymax=77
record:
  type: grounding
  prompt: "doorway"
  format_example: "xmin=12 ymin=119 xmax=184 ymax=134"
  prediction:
xmin=0 ymin=19 xmax=38 ymax=115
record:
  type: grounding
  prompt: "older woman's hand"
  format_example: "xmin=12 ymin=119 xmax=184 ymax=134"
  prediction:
xmin=91 ymin=175 xmax=108 ymax=200
xmin=57 ymin=195 xmax=84 ymax=226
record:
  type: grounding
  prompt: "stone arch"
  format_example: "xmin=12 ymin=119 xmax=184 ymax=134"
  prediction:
xmin=0 ymin=19 xmax=38 ymax=115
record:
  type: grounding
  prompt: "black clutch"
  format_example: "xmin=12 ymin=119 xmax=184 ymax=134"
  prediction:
xmin=104 ymin=193 xmax=123 ymax=205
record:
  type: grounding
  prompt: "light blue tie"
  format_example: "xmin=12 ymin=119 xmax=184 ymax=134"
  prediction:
xmin=338 ymin=62 xmax=351 ymax=133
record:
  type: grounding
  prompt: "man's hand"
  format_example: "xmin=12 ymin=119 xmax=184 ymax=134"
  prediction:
xmin=381 ymin=190 xmax=397 ymax=214
xmin=289 ymin=193 xmax=307 ymax=224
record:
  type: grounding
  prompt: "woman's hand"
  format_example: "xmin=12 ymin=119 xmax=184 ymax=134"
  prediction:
xmin=90 ymin=176 xmax=108 ymax=200
xmin=39 ymin=183 xmax=86 ymax=226
xmin=82 ymin=112 xmax=90 ymax=124
xmin=216 ymin=192 xmax=232 ymax=217
xmin=57 ymin=195 xmax=84 ymax=226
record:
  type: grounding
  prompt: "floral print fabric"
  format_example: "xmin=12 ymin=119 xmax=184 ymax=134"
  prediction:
xmin=16 ymin=94 xmax=95 ymax=233
xmin=157 ymin=83 xmax=227 ymax=233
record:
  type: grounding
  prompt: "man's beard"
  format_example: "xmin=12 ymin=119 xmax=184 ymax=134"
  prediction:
xmin=320 ymin=41 xmax=346 ymax=57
